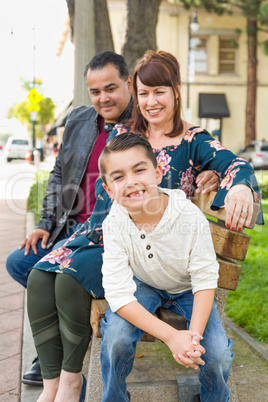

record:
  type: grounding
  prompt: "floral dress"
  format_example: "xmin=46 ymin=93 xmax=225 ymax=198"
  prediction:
xmin=33 ymin=126 xmax=263 ymax=298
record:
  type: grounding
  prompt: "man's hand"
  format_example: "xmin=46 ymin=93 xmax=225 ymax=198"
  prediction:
xmin=224 ymin=184 xmax=253 ymax=232
xmin=19 ymin=229 xmax=50 ymax=256
xmin=196 ymin=171 xmax=220 ymax=194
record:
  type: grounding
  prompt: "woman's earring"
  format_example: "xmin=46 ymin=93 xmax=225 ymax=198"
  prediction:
xmin=137 ymin=104 xmax=142 ymax=114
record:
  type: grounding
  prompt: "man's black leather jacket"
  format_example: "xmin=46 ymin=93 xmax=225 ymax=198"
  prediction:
xmin=37 ymin=102 xmax=132 ymax=248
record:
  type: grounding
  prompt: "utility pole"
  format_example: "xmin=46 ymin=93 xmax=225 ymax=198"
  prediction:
xmin=31 ymin=27 xmax=37 ymax=152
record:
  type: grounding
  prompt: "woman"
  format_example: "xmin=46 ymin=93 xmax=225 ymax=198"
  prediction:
xmin=27 ymin=50 xmax=263 ymax=402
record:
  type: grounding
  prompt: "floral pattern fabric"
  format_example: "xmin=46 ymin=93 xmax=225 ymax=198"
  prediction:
xmin=33 ymin=126 xmax=263 ymax=297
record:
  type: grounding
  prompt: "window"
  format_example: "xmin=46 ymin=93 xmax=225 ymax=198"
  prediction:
xmin=11 ymin=139 xmax=29 ymax=145
xmin=261 ymin=144 xmax=268 ymax=152
xmin=219 ymin=38 xmax=238 ymax=74
xmin=190 ymin=36 xmax=208 ymax=74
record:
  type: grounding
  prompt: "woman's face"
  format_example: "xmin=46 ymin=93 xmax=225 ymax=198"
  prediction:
xmin=136 ymin=76 xmax=176 ymax=130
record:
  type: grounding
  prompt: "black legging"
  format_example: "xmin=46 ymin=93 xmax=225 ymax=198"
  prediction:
xmin=27 ymin=269 xmax=92 ymax=379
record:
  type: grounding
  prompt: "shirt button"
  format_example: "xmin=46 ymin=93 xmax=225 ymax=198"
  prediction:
xmin=148 ymin=253 xmax=153 ymax=258
xmin=146 ymin=245 xmax=151 ymax=250
xmin=141 ymin=234 xmax=146 ymax=239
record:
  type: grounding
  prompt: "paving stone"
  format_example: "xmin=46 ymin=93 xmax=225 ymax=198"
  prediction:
xmin=0 ymin=330 xmax=22 ymax=360
xmin=0 ymin=293 xmax=24 ymax=311
xmin=0 ymin=310 xmax=24 ymax=334
xmin=0 ymin=354 xmax=21 ymax=395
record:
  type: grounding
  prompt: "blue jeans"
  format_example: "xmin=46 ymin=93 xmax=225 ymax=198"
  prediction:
xmin=6 ymin=221 xmax=83 ymax=288
xmin=100 ymin=278 xmax=234 ymax=402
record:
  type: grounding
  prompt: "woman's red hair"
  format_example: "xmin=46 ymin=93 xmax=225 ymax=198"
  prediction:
xmin=131 ymin=50 xmax=184 ymax=138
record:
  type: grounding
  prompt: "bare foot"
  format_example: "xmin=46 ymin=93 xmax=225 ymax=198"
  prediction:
xmin=37 ymin=378 xmax=59 ymax=402
xmin=55 ymin=371 xmax=84 ymax=402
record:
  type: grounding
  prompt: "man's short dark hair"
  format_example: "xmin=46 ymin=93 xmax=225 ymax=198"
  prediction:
xmin=84 ymin=51 xmax=129 ymax=81
xmin=99 ymin=133 xmax=157 ymax=185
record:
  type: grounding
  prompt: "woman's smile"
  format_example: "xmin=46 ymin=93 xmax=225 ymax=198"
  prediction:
xmin=147 ymin=108 xmax=163 ymax=116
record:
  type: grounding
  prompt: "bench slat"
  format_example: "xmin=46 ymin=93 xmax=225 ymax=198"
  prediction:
xmin=209 ymin=220 xmax=250 ymax=261
xmin=217 ymin=257 xmax=242 ymax=291
xmin=156 ymin=308 xmax=187 ymax=330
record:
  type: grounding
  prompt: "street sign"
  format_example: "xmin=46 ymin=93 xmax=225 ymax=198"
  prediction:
xmin=28 ymin=104 xmax=40 ymax=112
xmin=27 ymin=88 xmax=43 ymax=112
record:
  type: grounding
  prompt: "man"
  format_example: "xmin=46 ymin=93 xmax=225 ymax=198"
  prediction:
xmin=6 ymin=50 xmax=218 ymax=386
xmin=6 ymin=51 xmax=133 ymax=385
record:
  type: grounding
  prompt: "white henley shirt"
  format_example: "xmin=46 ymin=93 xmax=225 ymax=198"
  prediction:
xmin=102 ymin=188 xmax=219 ymax=312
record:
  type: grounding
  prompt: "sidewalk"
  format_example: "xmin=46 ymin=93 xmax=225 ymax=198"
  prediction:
xmin=0 ymin=197 xmax=25 ymax=401
xmin=0 ymin=158 xmax=54 ymax=402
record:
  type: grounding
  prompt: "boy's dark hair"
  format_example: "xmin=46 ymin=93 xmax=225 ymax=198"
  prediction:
xmin=84 ymin=51 xmax=129 ymax=81
xmin=99 ymin=133 xmax=157 ymax=185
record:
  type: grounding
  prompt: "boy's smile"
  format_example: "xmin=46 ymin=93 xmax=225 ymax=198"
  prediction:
xmin=127 ymin=189 xmax=145 ymax=199
xmin=103 ymin=146 xmax=163 ymax=216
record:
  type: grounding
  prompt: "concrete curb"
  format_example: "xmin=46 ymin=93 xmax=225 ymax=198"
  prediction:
xmin=25 ymin=211 xmax=35 ymax=236
xmin=223 ymin=316 xmax=268 ymax=362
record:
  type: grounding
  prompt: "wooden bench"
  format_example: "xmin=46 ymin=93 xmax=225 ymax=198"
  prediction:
xmin=86 ymin=191 xmax=260 ymax=401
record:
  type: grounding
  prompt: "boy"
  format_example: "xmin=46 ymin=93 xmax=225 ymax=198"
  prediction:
xmin=99 ymin=133 xmax=234 ymax=402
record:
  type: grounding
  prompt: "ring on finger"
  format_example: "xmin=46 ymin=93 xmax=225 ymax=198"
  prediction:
xmin=241 ymin=209 xmax=247 ymax=214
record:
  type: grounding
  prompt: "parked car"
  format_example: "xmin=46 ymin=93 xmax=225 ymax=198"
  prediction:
xmin=238 ymin=141 xmax=268 ymax=170
xmin=4 ymin=136 xmax=32 ymax=162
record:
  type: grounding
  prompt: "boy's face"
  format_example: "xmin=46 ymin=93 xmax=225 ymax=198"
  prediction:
xmin=103 ymin=146 xmax=162 ymax=215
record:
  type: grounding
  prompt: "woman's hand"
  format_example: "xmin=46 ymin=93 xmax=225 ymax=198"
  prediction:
xmin=224 ymin=184 xmax=253 ymax=231
xmin=196 ymin=171 xmax=220 ymax=194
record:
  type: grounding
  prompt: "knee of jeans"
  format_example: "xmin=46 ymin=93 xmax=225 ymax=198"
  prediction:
xmin=101 ymin=313 xmax=139 ymax=352
xmin=6 ymin=250 xmax=18 ymax=275
xmin=204 ymin=337 xmax=234 ymax=371
xmin=6 ymin=250 xmax=28 ymax=286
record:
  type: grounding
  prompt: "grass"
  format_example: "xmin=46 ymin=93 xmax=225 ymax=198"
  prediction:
xmin=225 ymin=199 xmax=268 ymax=342
xmin=27 ymin=170 xmax=268 ymax=342
xmin=255 ymin=170 xmax=268 ymax=198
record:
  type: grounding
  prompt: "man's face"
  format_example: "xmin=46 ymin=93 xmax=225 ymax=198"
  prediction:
xmin=86 ymin=64 xmax=132 ymax=123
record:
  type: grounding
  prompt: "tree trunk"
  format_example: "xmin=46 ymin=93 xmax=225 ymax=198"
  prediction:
xmin=245 ymin=18 xmax=257 ymax=146
xmin=66 ymin=0 xmax=114 ymax=52
xmin=123 ymin=0 xmax=162 ymax=74
xmin=94 ymin=0 xmax=114 ymax=52
xmin=73 ymin=0 xmax=95 ymax=107
xmin=66 ymin=0 xmax=75 ymax=40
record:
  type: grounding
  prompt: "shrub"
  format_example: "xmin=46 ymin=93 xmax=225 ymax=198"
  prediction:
xmin=256 ymin=171 xmax=268 ymax=199
xmin=27 ymin=171 xmax=50 ymax=224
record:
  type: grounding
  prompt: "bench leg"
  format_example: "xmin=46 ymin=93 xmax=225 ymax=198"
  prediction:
xmin=86 ymin=334 xmax=103 ymax=401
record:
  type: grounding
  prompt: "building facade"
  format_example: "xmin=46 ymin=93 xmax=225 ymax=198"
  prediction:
xmin=108 ymin=0 xmax=268 ymax=153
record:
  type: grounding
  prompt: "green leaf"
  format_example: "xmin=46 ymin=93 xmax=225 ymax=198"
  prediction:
xmin=261 ymin=39 xmax=268 ymax=55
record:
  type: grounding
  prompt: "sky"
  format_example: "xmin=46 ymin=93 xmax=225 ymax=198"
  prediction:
xmin=0 ymin=0 xmax=74 ymax=131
